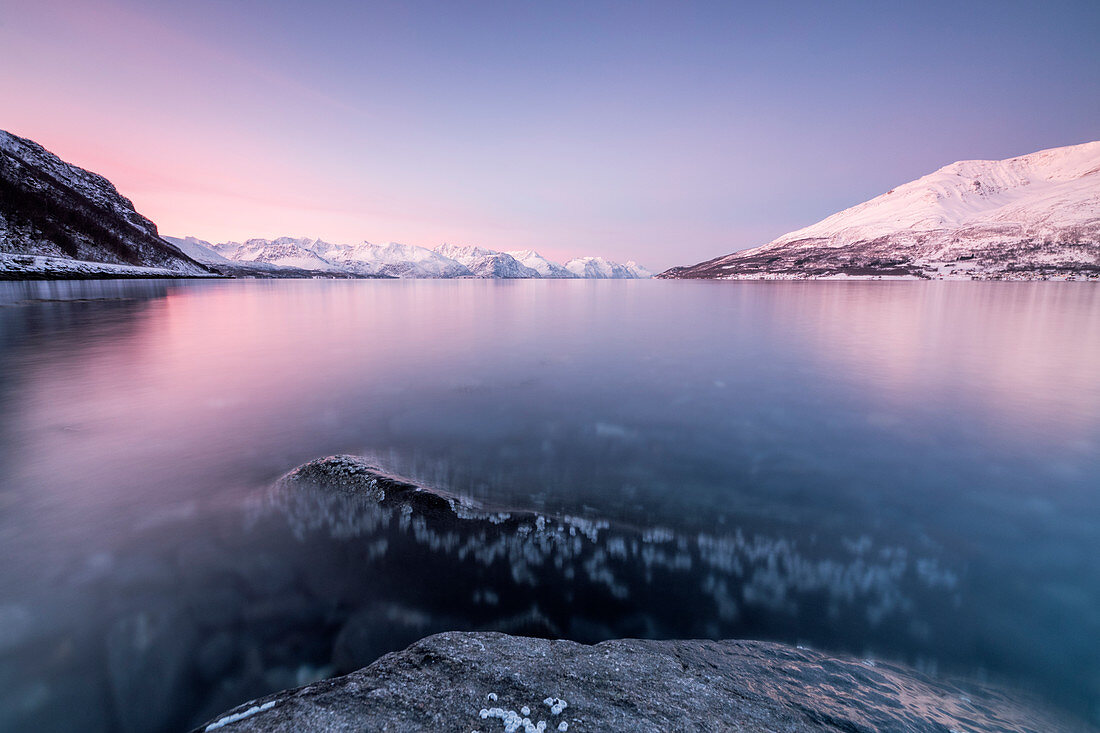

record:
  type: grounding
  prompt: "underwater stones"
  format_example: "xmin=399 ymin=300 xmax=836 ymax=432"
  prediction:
xmin=332 ymin=608 xmax=432 ymax=674
xmin=330 ymin=610 xmax=378 ymax=673
xmin=0 ymin=604 xmax=34 ymax=653
xmin=268 ymin=455 xmax=475 ymax=539
xmin=0 ymin=672 xmax=112 ymax=733
xmin=266 ymin=454 xmax=954 ymax=644
xmin=186 ymin=585 xmax=248 ymax=630
xmin=196 ymin=631 xmax=1074 ymax=732
xmin=106 ymin=608 xmax=198 ymax=733
xmin=196 ymin=632 xmax=240 ymax=683
xmin=233 ymin=554 xmax=299 ymax=599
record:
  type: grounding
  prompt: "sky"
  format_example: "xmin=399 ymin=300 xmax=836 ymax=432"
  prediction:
xmin=1 ymin=0 xmax=1098 ymax=271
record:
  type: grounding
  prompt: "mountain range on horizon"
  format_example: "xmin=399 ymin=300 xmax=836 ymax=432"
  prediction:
xmin=661 ymin=140 xmax=1100 ymax=280
xmin=165 ymin=235 xmax=652 ymax=280
xmin=3 ymin=127 xmax=1098 ymax=281
xmin=0 ymin=129 xmax=650 ymax=280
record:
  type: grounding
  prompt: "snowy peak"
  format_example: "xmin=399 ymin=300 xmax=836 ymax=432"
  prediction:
xmin=769 ymin=140 xmax=1100 ymax=249
xmin=322 ymin=241 xmax=471 ymax=278
xmin=505 ymin=249 xmax=577 ymax=278
xmin=565 ymin=256 xmax=652 ymax=279
xmin=435 ymin=243 xmax=540 ymax=278
xmin=435 ymin=243 xmax=497 ymax=262
xmin=162 ymin=236 xmax=233 ymax=264
xmin=210 ymin=237 xmax=339 ymax=271
xmin=662 ymin=140 xmax=1100 ymax=280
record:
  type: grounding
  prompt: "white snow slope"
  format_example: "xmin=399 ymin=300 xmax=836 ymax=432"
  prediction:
xmin=0 ymin=252 xmax=218 ymax=278
xmin=769 ymin=140 xmax=1100 ymax=251
xmin=162 ymin=236 xmax=234 ymax=264
xmin=664 ymin=140 xmax=1100 ymax=280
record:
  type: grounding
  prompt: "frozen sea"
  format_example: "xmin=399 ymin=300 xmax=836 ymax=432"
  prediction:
xmin=0 ymin=278 xmax=1097 ymax=731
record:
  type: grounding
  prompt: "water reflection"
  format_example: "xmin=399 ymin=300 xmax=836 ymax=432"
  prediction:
xmin=0 ymin=280 xmax=1097 ymax=731
xmin=784 ymin=282 xmax=1100 ymax=432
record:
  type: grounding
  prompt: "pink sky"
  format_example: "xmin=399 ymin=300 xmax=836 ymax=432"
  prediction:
xmin=3 ymin=0 xmax=1097 ymax=270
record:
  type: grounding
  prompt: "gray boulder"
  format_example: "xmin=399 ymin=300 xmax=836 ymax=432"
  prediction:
xmin=196 ymin=631 xmax=1079 ymax=732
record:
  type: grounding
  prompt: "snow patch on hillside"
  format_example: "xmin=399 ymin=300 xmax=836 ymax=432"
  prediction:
xmin=162 ymin=236 xmax=233 ymax=264
xmin=0 ymin=253 xmax=218 ymax=278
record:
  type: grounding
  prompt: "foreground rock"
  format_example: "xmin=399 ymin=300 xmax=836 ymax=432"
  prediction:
xmin=197 ymin=631 xmax=1080 ymax=732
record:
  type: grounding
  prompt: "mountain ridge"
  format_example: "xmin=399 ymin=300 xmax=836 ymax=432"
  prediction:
xmin=0 ymin=129 xmax=211 ymax=275
xmin=661 ymin=140 xmax=1100 ymax=280
xmin=174 ymin=235 xmax=651 ymax=279
xmin=0 ymin=129 xmax=650 ymax=280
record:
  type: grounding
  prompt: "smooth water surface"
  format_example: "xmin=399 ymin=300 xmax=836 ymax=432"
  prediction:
xmin=1 ymin=279 xmax=1098 ymax=731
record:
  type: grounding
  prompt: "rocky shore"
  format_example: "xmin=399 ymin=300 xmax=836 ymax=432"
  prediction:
xmin=3 ymin=454 xmax=1092 ymax=732
xmin=196 ymin=630 xmax=1082 ymax=732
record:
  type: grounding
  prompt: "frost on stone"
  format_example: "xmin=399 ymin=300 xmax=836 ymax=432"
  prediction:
xmin=204 ymin=700 xmax=276 ymax=730
xmin=479 ymin=696 xmax=568 ymax=732
xmin=542 ymin=697 xmax=568 ymax=715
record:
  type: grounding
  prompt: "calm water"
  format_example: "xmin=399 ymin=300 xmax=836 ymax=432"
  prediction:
xmin=0 ymin=279 xmax=1098 ymax=731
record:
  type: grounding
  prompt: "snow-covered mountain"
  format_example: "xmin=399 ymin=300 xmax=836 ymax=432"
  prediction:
xmin=436 ymin=243 xmax=539 ymax=278
xmin=661 ymin=140 xmax=1100 ymax=280
xmin=506 ymin=249 xmax=577 ymax=278
xmin=174 ymin=236 xmax=650 ymax=279
xmin=0 ymin=130 xmax=650 ymax=281
xmin=565 ymin=256 xmax=652 ymax=279
xmin=210 ymin=237 xmax=340 ymax=271
xmin=0 ymin=130 xmax=211 ymax=275
xmin=162 ymin=236 xmax=233 ymax=264
xmin=320 ymin=241 xmax=471 ymax=278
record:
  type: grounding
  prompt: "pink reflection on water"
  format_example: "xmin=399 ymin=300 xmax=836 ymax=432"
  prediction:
xmin=3 ymin=279 xmax=1099 ymax=551
xmin=769 ymin=281 xmax=1100 ymax=435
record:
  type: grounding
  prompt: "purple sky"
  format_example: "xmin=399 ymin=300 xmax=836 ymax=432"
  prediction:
xmin=2 ymin=0 xmax=1098 ymax=270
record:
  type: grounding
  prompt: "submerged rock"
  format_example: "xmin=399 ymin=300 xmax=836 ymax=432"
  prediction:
xmin=195 ymin=631 xmax=1080 ymax=732
xmin=256 ymin=454 xmax=963 ymax=661
xmin=106 ymin=608 xmax=198 ymax=733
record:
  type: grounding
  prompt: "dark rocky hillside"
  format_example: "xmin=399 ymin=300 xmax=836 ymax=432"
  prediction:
xmin=0 ymin=130 xmax=210 ymax=275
